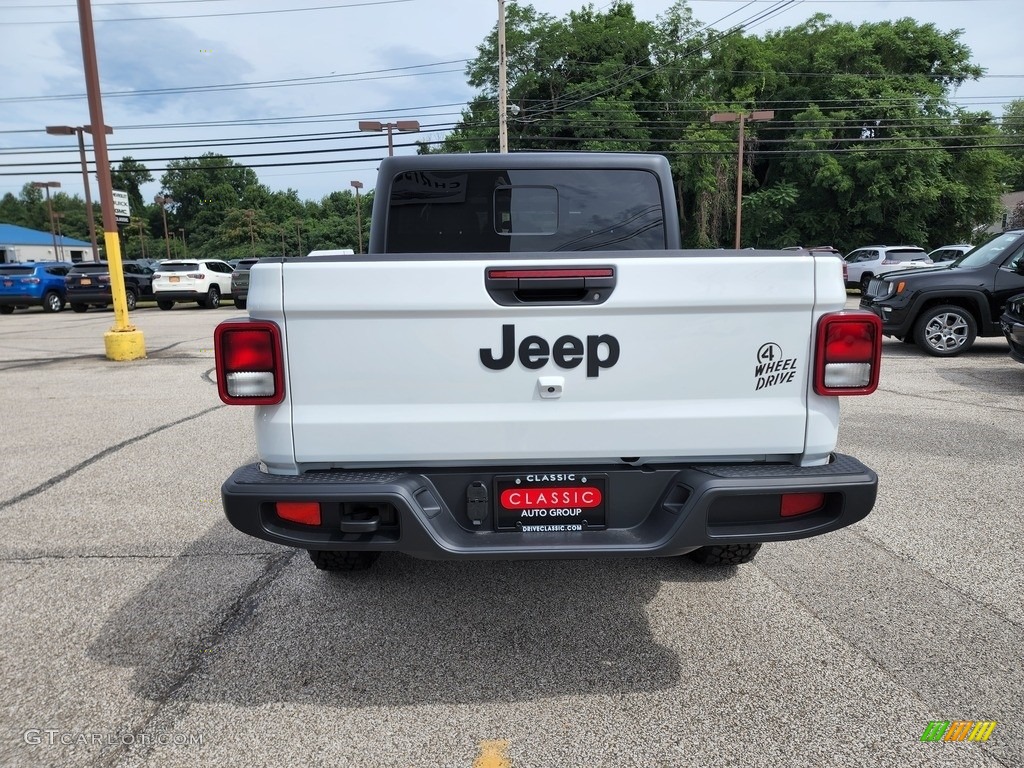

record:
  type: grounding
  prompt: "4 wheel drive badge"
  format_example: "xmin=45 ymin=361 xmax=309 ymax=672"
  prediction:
xmin=755 ymin=342 xmax=798 ymax=390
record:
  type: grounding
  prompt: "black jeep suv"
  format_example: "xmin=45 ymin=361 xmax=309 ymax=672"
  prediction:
xmin=860 ymin=230 xmax=1024 ymax=357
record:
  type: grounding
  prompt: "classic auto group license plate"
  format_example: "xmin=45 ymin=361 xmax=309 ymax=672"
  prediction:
xmin=494 ymin=473 xmax=607 ymax=531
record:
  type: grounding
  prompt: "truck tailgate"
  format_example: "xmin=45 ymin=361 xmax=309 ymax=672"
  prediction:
xmin=274 ymin=253 xmax=829 ymax=465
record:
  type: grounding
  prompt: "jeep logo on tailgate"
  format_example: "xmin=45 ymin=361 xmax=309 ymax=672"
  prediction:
xmin=480 ymin=324 xmax=620 ymax=377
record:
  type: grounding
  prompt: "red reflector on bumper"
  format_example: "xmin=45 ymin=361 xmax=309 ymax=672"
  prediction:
xmin=276 ymin=501 xmax=321 ymax=526
xmin=780 ymin=493 xmax=826 ymax=517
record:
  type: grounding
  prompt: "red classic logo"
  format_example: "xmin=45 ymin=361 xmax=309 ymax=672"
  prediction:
xmin=500 ymin=487 xmax=603 ymax=510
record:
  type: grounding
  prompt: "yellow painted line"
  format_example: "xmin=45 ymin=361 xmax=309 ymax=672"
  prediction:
xmin=472 ymin=740 xmax=510 ymax=768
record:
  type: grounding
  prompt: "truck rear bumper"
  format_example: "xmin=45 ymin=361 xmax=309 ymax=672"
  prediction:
xmin=222 ymin=455 xmax=877 ymax=560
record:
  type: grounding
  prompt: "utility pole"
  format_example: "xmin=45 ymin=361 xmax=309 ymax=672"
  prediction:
xmin=245 ymin=209 xmax=256 ymax=256
xmin=154 ymin=194 xmax=173 ymax=259
xmin=710 ymin=109 xmax=774 ymax=248
xmin=350 ymin=180 xmax=363 ymax=254
xmin=498 ymin=0 xmax=508 ymax=153
xmin=76 ymin=0 xmax=144 ymax=358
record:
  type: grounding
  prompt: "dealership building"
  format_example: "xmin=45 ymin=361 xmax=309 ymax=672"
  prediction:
xmin=0 ymin=223 xmax=93 ymax=264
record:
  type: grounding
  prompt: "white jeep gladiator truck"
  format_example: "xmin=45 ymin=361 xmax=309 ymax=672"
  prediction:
xmin=215 ymin=153 xmax=881 ymax=571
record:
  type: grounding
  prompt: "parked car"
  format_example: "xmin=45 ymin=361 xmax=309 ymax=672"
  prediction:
xmin=860 ymin=229 xmax=1024 ymax=356
xmin=152 ymin=259 xmax=234 ymax=309
xmin=0 ymin=261 xmax=71 ymax=313
xmin=1001 ymin=292 xmax=1024 ymax=364
xmin=927 ymin=244 xmax=973 ymax=264
xmin=65 ymin=260 xmax=155 ymax=312
xmin=229 ymin=258 xmax=260 ymax=310
xmin=843 ymin=246 xmax=931 ymax=291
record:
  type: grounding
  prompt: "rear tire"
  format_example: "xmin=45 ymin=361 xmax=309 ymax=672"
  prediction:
xmin=308 ymin=550 xmax=380 ymax=572
xmin=0 ymin=306 xmax=14 ymax=315
xmin=201 ymin=285 xmax=221 ymax=309
xmin=686 ymin=543 xmax=762 ymax=566
xmin=125 ymin=289 xmax=137 ymax=311
xmin=42 ymin=291 xmax=63 ymax=313
xmin=71 ymin=303 xmax=88 ymax=313
xmin=234 ymin=297 xmax=247 ymax=310
xmin=157 ymin=300 xmax=174 ymax=310
xmin=859 ymin=273 xmax=873 ymax=293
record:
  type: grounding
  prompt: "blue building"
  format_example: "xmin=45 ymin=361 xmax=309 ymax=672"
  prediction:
xmin=0 ymin=223 xmax=94 ymax=263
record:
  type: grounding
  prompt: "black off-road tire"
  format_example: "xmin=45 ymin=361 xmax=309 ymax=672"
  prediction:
xmin=42 ymin=291 xmax=64 ymax=313
xmin=686 ymin=543 xmax=762 ymax=566
xmin=913 ymin=304 xmax=977 ymax=357
xmin=157 ymin=300 xmax=174 ymax=310
xmin=308 ymin=550 xmax=380 ymax=572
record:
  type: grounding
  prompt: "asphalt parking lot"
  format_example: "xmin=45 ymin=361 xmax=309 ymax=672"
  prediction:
xmin=1 ymin=299 xmax=1021 ymax=768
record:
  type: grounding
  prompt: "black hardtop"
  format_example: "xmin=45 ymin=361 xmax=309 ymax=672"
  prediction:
xmin=369 ymin=151 xmax=680 ymax=254
xmin=377 ymin=151 xmax=673 ymax=175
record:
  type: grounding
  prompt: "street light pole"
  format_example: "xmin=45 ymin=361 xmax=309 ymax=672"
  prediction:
xmin=154 ymin=194 xmax=173 ymax=259
xmin=45 ymin=124 xmax=111 ymax=262
xmin=179 ymin=228 xmax=187 ymax=258
xmin=710 ymin=109 xmax=775 ymax=249
xmin=132 ymin=217 xmax=146 ymax=258
xmin=51 ymin=211 xmax=66 ymax=261
xmin=30 ymin=181 xmax=61 ymax=261
xmin=350 ymin=180 xmax=363 ymax=254
xmin=358 ymin=120 xmax=420 ymax=157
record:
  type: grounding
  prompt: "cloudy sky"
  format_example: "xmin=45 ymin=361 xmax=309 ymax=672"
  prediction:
xmin=0 ymin=0 xmax=1020 ymax=208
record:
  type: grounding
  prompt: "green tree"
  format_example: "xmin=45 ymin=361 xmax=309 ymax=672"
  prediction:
xmin=999 ymin=99 xmax=1024 ymax=190
xmin=159 ymin=153 xmax=266 ymax=257
xmin=110 ymin=156 xmax=153 ymax=219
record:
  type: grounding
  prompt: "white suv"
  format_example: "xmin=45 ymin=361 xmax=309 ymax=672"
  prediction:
xmin=152 ymin=260 xmax=234 ymax=309
xmin=843 ymin=246 xmax=931 ymax=291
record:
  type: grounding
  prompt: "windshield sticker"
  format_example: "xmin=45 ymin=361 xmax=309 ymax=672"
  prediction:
xmin=755 ymin=342 xmax=798 ymax=390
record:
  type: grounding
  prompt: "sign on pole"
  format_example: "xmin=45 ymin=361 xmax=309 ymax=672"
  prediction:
xmin=112 ymin=189 xmax=131 ymax=225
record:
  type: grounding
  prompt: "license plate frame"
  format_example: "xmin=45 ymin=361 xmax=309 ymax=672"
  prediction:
xmin=494 ymin=473 xmax=607 ymax=532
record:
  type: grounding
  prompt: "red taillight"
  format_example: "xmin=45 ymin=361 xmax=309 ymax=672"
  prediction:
xmin=214 ymin=320 xmax=284 ymax=405
xmin=276 ymin=501 xmax=321 ymax=526
xmin=814 ymin=311 xmax=882 ymax=395
xmin=781 ymin=492 xmax=826 ymax=517
xmin=24 ymin=277 xmax=41 ymax=284
xmin=187 ymin=273 xmax=205 ymax=279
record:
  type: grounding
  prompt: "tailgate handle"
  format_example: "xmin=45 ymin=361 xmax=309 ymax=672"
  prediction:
xmin=485 ymin=266 xmax=615 ymax=306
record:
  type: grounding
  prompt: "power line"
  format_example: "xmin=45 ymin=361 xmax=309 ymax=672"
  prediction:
xmin=2 ymin=0 xmax=420 ymax=25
